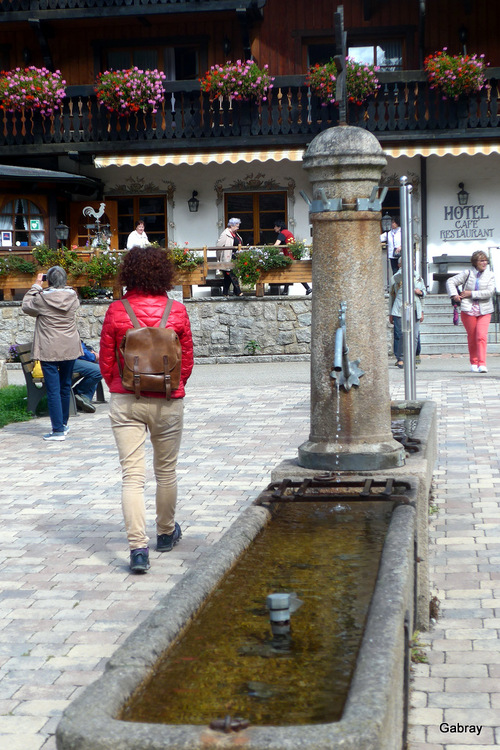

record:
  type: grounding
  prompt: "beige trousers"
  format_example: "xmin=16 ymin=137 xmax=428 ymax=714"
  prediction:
xmin=109 ymin=393 xmax=184 ymax=550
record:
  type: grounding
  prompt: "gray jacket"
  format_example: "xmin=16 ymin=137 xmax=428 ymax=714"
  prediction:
xmin=390 ymin=270 xmax=426 ymax=318
xmin=22 ymin=284 xmax=83 ymax=361
xmin=446 ymin=266 xmax=495 ymax=315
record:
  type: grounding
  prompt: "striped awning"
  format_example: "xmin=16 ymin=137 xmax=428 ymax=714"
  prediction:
xmin=383 ymin=142 xmax=500 ymax=158
xmin=95 ymin=148 xmax=306 ymax=168
xmin=94 ymin=141 xmax=500 ymax=168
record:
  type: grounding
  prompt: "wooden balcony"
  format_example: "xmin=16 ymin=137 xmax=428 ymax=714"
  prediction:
xmin=1 ymin=73 xmax=500 ymax=157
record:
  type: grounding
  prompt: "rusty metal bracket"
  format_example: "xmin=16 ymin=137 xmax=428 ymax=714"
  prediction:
xmin=254 ymin=476 xmax=416 ymax=507
xmin=210 ymin=716 xmax=250 ymax=733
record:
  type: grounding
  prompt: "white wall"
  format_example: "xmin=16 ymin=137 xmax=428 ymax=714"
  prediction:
xmin=426 ymin=154 xmax=500 ymax=287
xmin=95 ymin=159 xmax=313 ymax=248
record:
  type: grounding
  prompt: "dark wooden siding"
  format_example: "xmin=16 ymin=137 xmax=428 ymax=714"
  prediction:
xmin=0 ymin=1 xmax=499 ymax=85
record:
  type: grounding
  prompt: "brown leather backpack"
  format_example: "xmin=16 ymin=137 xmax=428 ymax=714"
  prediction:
xmin=117 ymin=298 xmax=181 ymax=399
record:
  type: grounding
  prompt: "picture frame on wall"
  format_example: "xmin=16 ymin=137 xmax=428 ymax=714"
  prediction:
xmin=1 ymin=231 xmax=12 ymax=247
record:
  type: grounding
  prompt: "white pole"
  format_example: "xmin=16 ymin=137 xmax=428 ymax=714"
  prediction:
xmin=400 ymin=176 xmax=416 ymax=400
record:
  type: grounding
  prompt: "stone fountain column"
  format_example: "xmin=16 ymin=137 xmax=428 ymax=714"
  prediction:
xmin=298 ymin=126 xmax=404 ymax=471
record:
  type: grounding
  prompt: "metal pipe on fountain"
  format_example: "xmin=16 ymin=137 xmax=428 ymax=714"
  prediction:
xmin=331 ymin=302 xmax=365 ymax=392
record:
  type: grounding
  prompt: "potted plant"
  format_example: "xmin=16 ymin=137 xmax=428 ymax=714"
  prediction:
xmin=306 ymin=57 xmax=380 ymax=106
xmin=199 ymin=60 xmax=274 ymax=102
xmin=94 ymin=67 xmax=166 ymax=115
xmin=424 ymin=48 xmax=488 ymax=100
xmin=168 ymin=242 xmax=204 ymax=273
xmin=0 ymin=66 xmax=66 ymax=114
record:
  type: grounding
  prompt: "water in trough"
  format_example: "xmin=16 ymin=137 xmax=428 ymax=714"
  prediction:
xmin=120 ymin=499 xmax=392 ymax=727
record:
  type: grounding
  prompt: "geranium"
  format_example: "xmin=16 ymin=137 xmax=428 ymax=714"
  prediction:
xmin=95 ymin=67 xmax=166 ymax=115
xmin=306 ymin=57 xmax=380 ymax=106
xmin=0 ymin=66 xmax=66 ymax=114
xmin=168 ymin=242 xmax=204 ymax=272
xmin=199 ymin=60 xmax=274 ymax=102
xmin=233 ymin=246 xmax=292 ymax=286
xmin=424 ymin=48 xmax=488 ymax=100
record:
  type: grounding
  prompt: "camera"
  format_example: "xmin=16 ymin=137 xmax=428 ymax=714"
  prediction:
xmin=41 ymin=274 xmax=47 ymax=281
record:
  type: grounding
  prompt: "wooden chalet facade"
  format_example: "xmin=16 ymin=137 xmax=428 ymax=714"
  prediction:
xmin=0 ymin=0 xmax=500 ymax=285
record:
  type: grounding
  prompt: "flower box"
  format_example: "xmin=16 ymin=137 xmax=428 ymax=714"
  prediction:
xmin=255 ymin=260 xmax=312 ymax=297
xmin=0 ymin=272 xmax=122 ymax=300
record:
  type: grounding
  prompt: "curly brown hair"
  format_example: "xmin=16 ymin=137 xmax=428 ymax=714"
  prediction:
xmin=119 ymin=246 xmax=176 ymax=293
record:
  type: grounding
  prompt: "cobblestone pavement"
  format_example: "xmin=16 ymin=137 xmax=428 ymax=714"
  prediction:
xmin=1 ymin=357 xmax=500 ymax=749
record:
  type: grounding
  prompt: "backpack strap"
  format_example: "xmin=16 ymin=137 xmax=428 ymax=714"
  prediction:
xmin=121 ymin=298 xmax=142 ymax=328
xmin=159 ymin=298 xmax=174 ymax=328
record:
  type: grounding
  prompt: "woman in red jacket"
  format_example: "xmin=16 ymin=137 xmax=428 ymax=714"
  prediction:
xmin=100 ymin=246 xmax=194 ymax=573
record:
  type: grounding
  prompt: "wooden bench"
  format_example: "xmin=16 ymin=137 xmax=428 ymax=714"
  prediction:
xmin=16 ymin=343 xmax=105 ymax=415
xmin=431 ymin=255 xmax=470 ymax=293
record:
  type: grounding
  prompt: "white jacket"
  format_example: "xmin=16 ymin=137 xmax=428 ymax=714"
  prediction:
xmin=446 ymin=266 xmax=495 ymax=315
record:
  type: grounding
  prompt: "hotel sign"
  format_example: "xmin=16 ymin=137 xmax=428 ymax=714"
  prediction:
xmin=440 ymin=204 xmax=494 ymax=241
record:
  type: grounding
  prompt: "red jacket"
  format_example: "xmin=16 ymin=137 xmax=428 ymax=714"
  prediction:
xmin=99 ymin=291 xmax=194 ymax=398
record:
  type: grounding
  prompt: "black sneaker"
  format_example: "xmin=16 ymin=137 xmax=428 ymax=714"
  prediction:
xmin=156 ymin=522 xmax=182 ymax=552
xmin=130 ymin=548 xmax=150 ymax=573
xmin=74 ymin=393 xmax=96 ymax=413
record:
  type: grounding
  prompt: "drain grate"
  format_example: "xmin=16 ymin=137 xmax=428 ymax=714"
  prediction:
xmin=254 ymin=475 xmax=416 ymax=506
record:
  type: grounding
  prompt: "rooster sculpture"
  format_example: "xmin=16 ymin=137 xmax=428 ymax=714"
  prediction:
xmin=82 ymin=202 xmax=106 ymax=221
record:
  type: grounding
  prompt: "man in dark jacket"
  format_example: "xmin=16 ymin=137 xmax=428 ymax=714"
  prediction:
xmin=72 ymin=341 xmax=102 ymax=413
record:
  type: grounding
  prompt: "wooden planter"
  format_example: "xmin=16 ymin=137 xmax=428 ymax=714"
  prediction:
xmin=255 ymin=260 xmax=312 ymax=296
xmin=0 ymin=273 xmax=122 ymax=300
xmin=0 ymin=273 xmax=35 ymax=300
xmin=174 ymin=265 xmax=206 ymax=299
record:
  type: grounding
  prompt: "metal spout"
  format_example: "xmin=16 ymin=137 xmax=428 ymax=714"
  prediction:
xmin=331 ymin=302 xmax=365 ymax=391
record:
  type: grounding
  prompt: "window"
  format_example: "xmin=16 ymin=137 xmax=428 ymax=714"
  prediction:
xmin=116 ymin=196 xmax=167 ymax=249
xmin=0 ymin=199 xmax=45 ymax=247
xmin=348 ymin=41 xmax=402 ymax=71
xmin=224 ymin=192 xmax=288 ymax=245
xmin=306 ymin=37 xmax=403 ymax=71
xmin=105 ymin=45 xmax=199 ymax=80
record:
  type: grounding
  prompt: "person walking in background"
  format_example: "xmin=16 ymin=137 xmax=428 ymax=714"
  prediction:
xmin=22 ymin=266 xmax=82 ymax=441
xmin=389 ymin=257 xmax=426 ymax=369
xmin=99 ymin=246 xmax=194 ymax=573
xmin=72 ymin=342 xmax=103 ymax=413
xmin=216 ymin=218 xmax=243 ymax=297
xmin=126 ymin=219 xmax=149 ymax=250
xmin=446 ymin=250 xmax=495 ymax=373
xmin=382 ymin=216 xmax=402 ymax=275
xmin=273 ymin=220 xmax=311 ymax=295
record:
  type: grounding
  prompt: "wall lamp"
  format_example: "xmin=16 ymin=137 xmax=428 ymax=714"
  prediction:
xmin=381 ymin=212 xmax=392 ymax=233
xmin=457 ymin=182 xmax=469 ymax=206
xmin=188 ymin=190 xmax=199 ymax=213
xmin=55 ymin=221 xmax=69 ymax=247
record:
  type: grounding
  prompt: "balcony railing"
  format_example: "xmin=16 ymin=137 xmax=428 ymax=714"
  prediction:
xmin=1 ymin=73 xmax=500 ymax=154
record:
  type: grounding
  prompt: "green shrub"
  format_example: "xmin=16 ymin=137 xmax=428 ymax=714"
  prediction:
xmin=0 ymin=385 xmax=35 ymax=428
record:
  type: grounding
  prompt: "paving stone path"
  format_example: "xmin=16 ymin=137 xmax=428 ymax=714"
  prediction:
xmin=1 ymin=359 xmax=500 ymax=749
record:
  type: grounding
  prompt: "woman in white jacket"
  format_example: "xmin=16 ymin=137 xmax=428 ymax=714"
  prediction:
xmin=446 ymin=251 xmax=496 ymax=373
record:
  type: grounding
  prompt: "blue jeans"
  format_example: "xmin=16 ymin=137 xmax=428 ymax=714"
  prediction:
xmin=393 ymin=316 xmax=420 ymax=362
xmin=41 ymin=360 xmax=75 ymax=433
xmin=73 ymin=358 xmax=102 ymax=401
